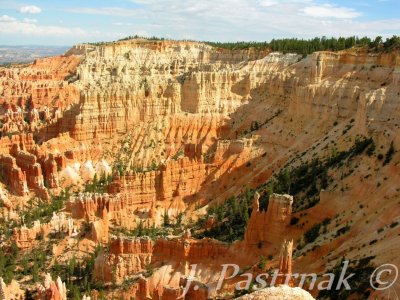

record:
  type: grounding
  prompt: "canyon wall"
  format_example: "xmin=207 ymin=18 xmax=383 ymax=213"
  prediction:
xmin=94 ymin=233 xmax=231 ymax=284
xmin=12 ymin=212 xmax=76 ymax=249
xmin=94 ymin=237 xmax=153 ymax=283
xmin=1 ymin=39 xmax=400 ymax=299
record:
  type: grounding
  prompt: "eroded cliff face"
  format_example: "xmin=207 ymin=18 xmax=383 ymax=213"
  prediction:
xmin=1 ymin=39 xmax=399 ymax=299
xmin=94 ymin=237 xmax=153 ymax=283
xmin=245 ymin=192 xmax=293 ymax=252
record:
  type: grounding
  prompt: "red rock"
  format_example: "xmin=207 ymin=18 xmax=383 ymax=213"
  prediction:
xmin=245 ymin=193 xmax=293 ymax=252
xmin=43 ymin=154 xmax=59 ymax=188
xmin=276 ymin=239 xmax=294 ymax=286
xmin=0 ymin=154 xmax=28 ymax=196
xmin=36 ymin=273 xmax=67 ymax=300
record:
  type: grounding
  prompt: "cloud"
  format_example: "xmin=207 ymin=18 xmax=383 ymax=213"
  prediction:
xmin=0 ymin=15 xmax=16 ymax=22
xmin=259 ymin=0 xmax=277 ymax=7
xmin=112 ymin=22 xmax=134 ymax=26
xmin=0 ymin=16 xmax=86 ymax=36
xmin=23 ymin=18 xmax=37 ymax=23
xmin=19 ymin=5 xmax=42 ymax=14
xmin=301 ymin=4 xmax=361 ymax=19
xmin=64 ymin=7 xmax=140 ymax=17
xmin=117 ymin=0 xmax=385 ymax=40
xmin=5 ymin=0 xmax=400 ymax=45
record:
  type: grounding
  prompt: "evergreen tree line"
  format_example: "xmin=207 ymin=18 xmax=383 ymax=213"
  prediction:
xmin=113 ymin=35 xmax=400 ymax=55
xmin=21 ymin=189 xmax=71 ymax=227
xmin=206 ymin=35 xmax=400 ymax=55
xmin=0 ymin=241 xmax=19 ymax=284
xmin=195 ymin=189 xmax=255 ymax=243
xmin=52 ymin=246 xmax=105 ymax=300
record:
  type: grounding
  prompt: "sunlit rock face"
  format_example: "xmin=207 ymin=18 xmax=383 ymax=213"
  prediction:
xmin=235 ymin=285 xmax=315 ymax=300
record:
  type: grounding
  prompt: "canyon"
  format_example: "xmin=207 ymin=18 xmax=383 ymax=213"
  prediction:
xmin=0 ymin=38 xmax=399 ymax=299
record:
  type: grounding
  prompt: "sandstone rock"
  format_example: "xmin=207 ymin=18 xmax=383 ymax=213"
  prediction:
xmin=95 ymin=159 xmax=112 ymax=176
xmin=132 ymin=274 xmax=208 ymax=300
xmin=67 ymin=192 xmax=121 ymax=221
xmin=94 ymin=235 xmax=231 ymax=284
xmin=245 ymin=193 xmax=293 ymax=252
xmin=0 ymin=154 xmax=28 ymax=196
xmin=36 ymin=273 xmax=67 ymax=300
xmin=94 ymin=237 xmax=153 ymax=283
xmin=80 ymin=161 xmax=96 ymax=181
xmin=276 ymin=240 xmax=294 ymax=286
xmin=90 ymin=212 xmax=109 ymax=244
xmin=13 ymin=213 xmax=75 ymax=249
xmin=153 ymin=237 xmax=229 ymax=263
xmin=13 ymin=221 xmax=43 ymax=249
xmin=0 ymin=187 xmax=12 ymax=209
xmin=0 ymin=277 xmax=24 ymax=300
xmin=43 ymin=154 xmax=59 ymax=188
xmin=235 ymin=285 xmax=315 ymax=300
xmin=59 ymin=166 xmax=80 ymax=186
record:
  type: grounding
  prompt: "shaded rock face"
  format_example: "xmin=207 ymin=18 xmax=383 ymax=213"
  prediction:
xmin=0 ymin=154 xmax=28 ymax=196
xmin=56 ymin=41 xmax=400 ymax=144
xmin=69 ymin=41 xmax=269 ymax=141
xmin=245 ymin=193 xmax=293 ymax=251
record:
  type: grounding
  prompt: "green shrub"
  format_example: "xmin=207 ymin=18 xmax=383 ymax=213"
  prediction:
xmin=195 ymin=190 xmax=253 ymax=242
xmin=383 ymin=141 xmax=395 ymax=165
xmin=304 ymin=223 xmax=321 ymax=244
xmin=318 ymin=256 xmax=376 ymax=299
xmin=290 ymin=217 xmax=300 ymax=225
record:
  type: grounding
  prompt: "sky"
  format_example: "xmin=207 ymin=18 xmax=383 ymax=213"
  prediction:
xmin=0 ymin=0 xmax=399 ymax=46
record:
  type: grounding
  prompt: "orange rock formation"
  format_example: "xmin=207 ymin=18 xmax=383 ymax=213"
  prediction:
xmin=245 ymin=192 xmax=293 ymax=252
xmin=276 ymin=239 xmax=294 ymax=286
xmin=1 ymin=39 xmax=399 ymax=299
xmin=36 ymin=273 xmax=67 ymax=300
xmin=0 ymin=277 xmax=25 ymax=300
